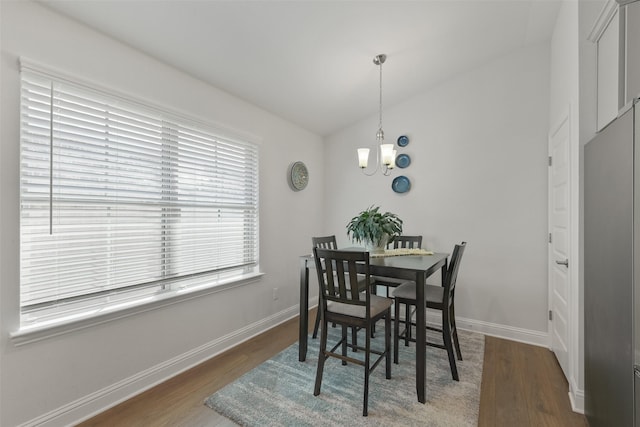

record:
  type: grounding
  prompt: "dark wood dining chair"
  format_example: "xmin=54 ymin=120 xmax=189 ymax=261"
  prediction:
xmin=311 ymin=235 xmax=371 ymax=347
xmin=392 ymin=242 xmax=466 ymax=381
xmin=311 ymin=235 xmax=339 ymax=339
xmin=372 ymin=235 xmax=423 ymax=298
xmin=312 ymin=247 xmax=392 ymax=416
xmin=389 ymin=235 xmax=423 ymax=249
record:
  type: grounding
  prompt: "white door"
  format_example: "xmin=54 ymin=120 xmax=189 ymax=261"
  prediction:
xmin=548 ymin=110 xmax=571 ymax=378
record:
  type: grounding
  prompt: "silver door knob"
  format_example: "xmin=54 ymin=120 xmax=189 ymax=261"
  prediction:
xmin=555 ymin=259 xmax=569 ymax=267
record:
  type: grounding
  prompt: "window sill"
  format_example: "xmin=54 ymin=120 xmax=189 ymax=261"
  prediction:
xmin=10 ymin=270 xmax=264 ymax=346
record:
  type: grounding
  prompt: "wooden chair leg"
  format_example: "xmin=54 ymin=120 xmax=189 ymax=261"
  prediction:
xmin=363 ymin=325 xmax=371 ymax=416
xmin=404 ymin=302 xmax=412 ymax=346
xmin=312 ymin=308 xmax=321 ymax=339
xmin=453 ymin=327 xmax=462 ymax=361
xmin=342 ymin=325 xmax=348 ymax=365
xmin=393 ymin=299 xmax=400 ymax=364
xmin=385 ymin=311 xmax=392 ymax=378
xmin=442 ymin=313 xmax=459 ymax=381
xmin=450 ymin=304 xmax=463 ymax=361
xmin=352 ymin=326 xmax=358 ymax=352
xmin=314 ymin=319 xmax=328 ymax=395
xmin=371 ymin=285 xmax=377 ymax=338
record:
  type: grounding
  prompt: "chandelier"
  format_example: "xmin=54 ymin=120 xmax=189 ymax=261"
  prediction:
xmin=357 ymin=54 xmax=396 ymax=176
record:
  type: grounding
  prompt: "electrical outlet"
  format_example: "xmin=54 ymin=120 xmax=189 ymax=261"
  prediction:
xmin=272 ymin=287 xmax=279 ymax=300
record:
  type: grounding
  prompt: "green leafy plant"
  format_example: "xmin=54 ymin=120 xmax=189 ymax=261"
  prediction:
xmin=346 ymin=205 xmax=403 ymax=248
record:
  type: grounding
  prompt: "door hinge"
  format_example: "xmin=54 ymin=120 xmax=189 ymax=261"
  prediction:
xmin=548 ymin=156 xmax=552 ymax=166
xmin=548 ymin=233 xmax=552 ymax=243
xmin=549 ymin=310 xmax=553 ymax=321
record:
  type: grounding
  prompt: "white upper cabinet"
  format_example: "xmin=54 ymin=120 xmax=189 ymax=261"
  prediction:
xmin=623 ymin=0 xmax=640 ymax=104
xmin=591 ymin=0 xmax=640 ymax=132
xmin=595 ymin=5 xmax=620 ymax=131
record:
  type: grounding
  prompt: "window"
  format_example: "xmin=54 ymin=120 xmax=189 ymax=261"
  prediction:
xmin=19 ymin=63 xmax=259 ymax=330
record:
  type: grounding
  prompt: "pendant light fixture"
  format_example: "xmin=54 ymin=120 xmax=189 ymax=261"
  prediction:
xmin=358 ymin=53 xmax=396 ymax=176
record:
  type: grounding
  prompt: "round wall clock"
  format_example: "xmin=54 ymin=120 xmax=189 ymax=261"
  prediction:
xmin=288 ymin=161 xmax=309 ymax=191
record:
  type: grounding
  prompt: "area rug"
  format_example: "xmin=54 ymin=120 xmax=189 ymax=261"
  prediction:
xmin=205 ymin=326 xmax=484 ymax=426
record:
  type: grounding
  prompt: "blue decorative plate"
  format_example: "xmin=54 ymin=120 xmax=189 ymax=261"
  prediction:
xmin=395 ymin=153 xmax=411 ymax=168
xmin=392 ymin=175 xmax=411 ymax=193
xmin=397 ymin=135 xmax=409 ymax=147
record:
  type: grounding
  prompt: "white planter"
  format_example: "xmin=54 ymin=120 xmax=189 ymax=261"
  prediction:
xmin=364 ymin=235 xmax=388 ymax=254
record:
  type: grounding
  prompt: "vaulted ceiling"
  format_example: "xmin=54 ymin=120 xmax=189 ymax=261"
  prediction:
xmin=40 ymin=0 xmax=562 ymax=136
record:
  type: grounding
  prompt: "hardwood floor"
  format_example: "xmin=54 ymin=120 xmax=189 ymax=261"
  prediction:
xmin=478 ymin=335 xmax=588 ymax=427
xmin=78 ymin=309 xmax=588 ymax=427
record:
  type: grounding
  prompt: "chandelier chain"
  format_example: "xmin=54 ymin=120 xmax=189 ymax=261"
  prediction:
xmin=378 ymin=57 xmax=383 ymax=132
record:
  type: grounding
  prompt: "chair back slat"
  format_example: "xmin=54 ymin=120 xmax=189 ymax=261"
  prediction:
xmin=388 ymin=235 xmax=422 ymax=249
xmin=312 ymin=235 xmax=339 ymax=274
xmin=313 ymin=248 xmax=369 ymax=310
xmin=312 ymin=235 xmax=338 ymax=250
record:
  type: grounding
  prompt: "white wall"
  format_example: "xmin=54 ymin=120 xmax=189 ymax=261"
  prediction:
xmin=324 ymin=44 xmax=551 ymax=341
xmin=0 ymin=2 xmax=324 ymax=426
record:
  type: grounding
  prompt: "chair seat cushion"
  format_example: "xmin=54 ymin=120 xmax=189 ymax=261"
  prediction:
xmin=327 ymin=293 xmax=392 ymax=319
xmin=391 ymin=282 xmax=444 ymax=304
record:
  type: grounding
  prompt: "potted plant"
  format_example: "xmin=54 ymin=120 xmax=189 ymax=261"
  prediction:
xmin=346 ymin=205 xmax=403 ymax=253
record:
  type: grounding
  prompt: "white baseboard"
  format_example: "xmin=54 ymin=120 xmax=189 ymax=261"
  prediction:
xmin=20 ymin=305 xmax=299 ymax=427
xmin=569 ymin=377 xmax=585 ymax=414
xmin=427 ymin=312 xmax=550 ymax=348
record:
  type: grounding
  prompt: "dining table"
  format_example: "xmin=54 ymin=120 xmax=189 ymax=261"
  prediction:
xmin=298 ymin=248 xmax=449 ymax=404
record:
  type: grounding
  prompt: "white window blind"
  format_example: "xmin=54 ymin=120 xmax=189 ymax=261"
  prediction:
xmin=19 ymin=65 xmax=259 ymax=328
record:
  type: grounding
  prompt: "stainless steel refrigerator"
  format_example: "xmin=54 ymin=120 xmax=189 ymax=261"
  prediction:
xmin=585 ymin=97 xmax=639 ymax=427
